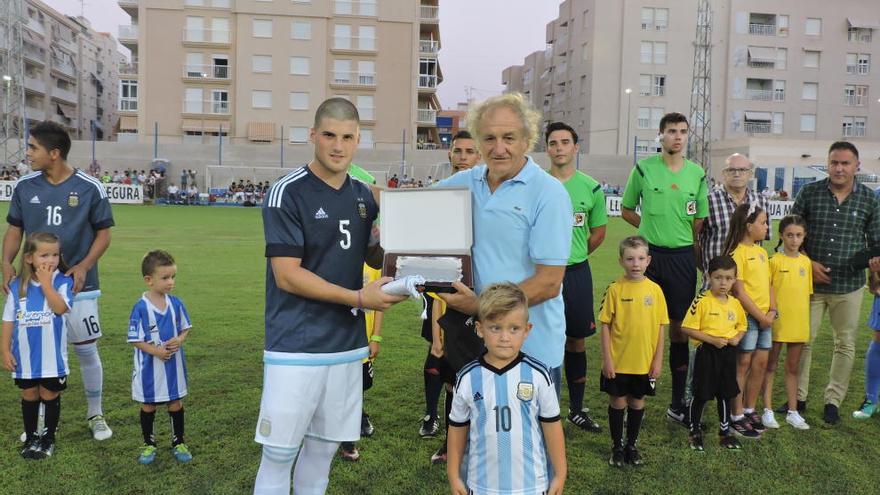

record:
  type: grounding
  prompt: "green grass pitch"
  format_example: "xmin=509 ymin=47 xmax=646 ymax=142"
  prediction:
xmin=0 ymin=206 xmax=878 ymax=494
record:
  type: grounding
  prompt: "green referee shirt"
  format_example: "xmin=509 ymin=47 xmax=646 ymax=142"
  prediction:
xmin=348 ymin=163 xmax=376 ymax=185
xmin=557 ymin=170 xmax=608 ymax=264
xmin=621 ymin=154 xmax=709 ymax=248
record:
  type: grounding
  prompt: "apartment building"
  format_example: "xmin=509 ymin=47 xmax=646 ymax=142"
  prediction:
xmin=0 ymin=0 xmax=122 ymax=140
xmin=502 ymin=0 xmax=880 ymax=168
xmin=117 ymin=0 xmax=443 ymax=150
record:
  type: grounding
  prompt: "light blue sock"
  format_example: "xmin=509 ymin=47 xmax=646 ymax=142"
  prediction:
xmin=865 ymin=340 xmax=880 ymax=404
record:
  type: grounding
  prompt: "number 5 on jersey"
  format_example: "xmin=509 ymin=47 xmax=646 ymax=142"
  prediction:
xmin=339 ymin=220 xmax=351 ymax=250
xmin=46 ymin=206 xmax=62 ymax=226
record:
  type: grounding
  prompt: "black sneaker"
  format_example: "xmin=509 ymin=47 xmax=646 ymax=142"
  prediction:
xmin=775 ymin=400 xmax=806 ymax=414
xmin=688 ymin=431 xmax=704 ymax=452
xmin=339 ymin=442 xmax=359 ymax=461
xmin=33 ymin=437 xmax=54 ymax=459
xmin=361 ymin=413 xmax=374 ymax=438
xmin=567 ymin=410 xmax=601 ymax=433
xmin=419 ymin=415 xmax=439 ymax=438
xmin=624 ymin=445 xmax=643 ymax=466
xmin=719 ymin=432 xmax=742 ymax=450
xmin=823 ymin=403 xmax=840 ymax=425
xmin=744 ymin=411 xmax=766 ymax=432
xmin=730 ymin=418 xmax=760 ymax=439
xmin=608 ymin=447 xmax=625 ymax=468
xmin=19 ymin=436 xmax=39 ymax=459
xmin=666 ymin=405 xmax=689 ymax=428
xmin=430 ymin=443 xmax=447 ymax=465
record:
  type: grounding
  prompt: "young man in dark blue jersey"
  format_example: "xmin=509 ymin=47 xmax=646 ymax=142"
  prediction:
xmin=2 ymin=121 xmax=115 ymax=441
xmin=253 ymin=98 xmax=406 ymax=495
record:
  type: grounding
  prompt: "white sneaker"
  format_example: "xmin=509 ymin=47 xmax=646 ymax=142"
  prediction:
xmin=786 ymin=411 xmax=810 ymax=430
xmin=762 ymin=409 xmax=780 ymax=429
xmin=88 ymin=415 xmax=113 ymax=441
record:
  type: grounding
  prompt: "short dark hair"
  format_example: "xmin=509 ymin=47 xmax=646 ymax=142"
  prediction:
xmin=708 ymin=255 xmax=737 ymax=275
xmin=142 ymin=250 xmax=176 ymax=276
xmin=544 ymin=122 xmax=579 ymax=145
xmin=659 ymin=112 xmax=689 ymax=133
xmin=451 ymin=130 xmax=473 ymax=144
xmin=29 ymin=121 xmax=71 ymax=160
xmin=828 ymin=141 xmax=859 ymax=160
xmin=313 ymin=97 xmax=359 ymax=128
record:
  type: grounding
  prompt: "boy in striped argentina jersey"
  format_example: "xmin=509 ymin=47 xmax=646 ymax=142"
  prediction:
xmin=447 ymin=283 xmax=566 ymax=495
xmin=2 ymin=232 xmax=73 ymax=459
xmin=127 ymin=251 xmax=193 ymax=465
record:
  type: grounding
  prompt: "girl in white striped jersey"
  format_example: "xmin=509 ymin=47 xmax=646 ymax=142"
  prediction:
xmin=127 ymin=250 xmax=193 ymax=465
xmin=2 ymin=232 xmax=73 ymax=460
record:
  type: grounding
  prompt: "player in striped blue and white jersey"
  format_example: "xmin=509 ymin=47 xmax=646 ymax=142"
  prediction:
xmin=447 ymin=283 xmax=567 ymax=495
xmin=2 ymin=232 xmax=73 ymax=459
xmin=127 ymin=250 xmax=193 ymax=464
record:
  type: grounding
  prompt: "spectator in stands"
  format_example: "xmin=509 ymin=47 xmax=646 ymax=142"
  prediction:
xmin=181 ymin=169 xmax=189 ymax=190
xmin=122 ymin=172 xmax=132 ymax=185
xmin=138 ymin=170 xmax=147 ymax=187
xmin=244 ymin=181 xmax=256 ymax=203
xmin=426 ymin=176 xmax=434 ymax=186
xmin=112 ymin=170 xmax=123 ymax=183
xmin=101 ymin=171 xmax=111 ymax=184
xmin=130 ymin=171 xmax=140 ymax=186
xmin=189 ymin=169 xmax=198 ymax=189
xmin=187 ymin=184 xmax=199 ymax=205
xmin=167 ymin=183 xmax=180 ymax=203
xmin=388 ymin=175 xmax=399 ymax=188
xmin=417 ymin=180 xmax=424 ymax=188
xmin=146 ymin=173 xmax=156 ymax=199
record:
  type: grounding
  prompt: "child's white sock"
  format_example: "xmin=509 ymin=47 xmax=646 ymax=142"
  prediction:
xmin=731 ymin=414 xmax=745 ymax=421
xmin=743 ymin=408 xmax=755 ymax=415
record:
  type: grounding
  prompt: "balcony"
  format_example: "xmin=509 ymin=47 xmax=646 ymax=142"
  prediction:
xmin=118 ymin=60 xmax=138 ymax=75
xmin=417 ymin=108 xmax=437 ymax=125
xmin=334 ymin=1 xmax=377 ymax=16
xmin=418 ymin=74 xmax=438 ymax=91
xmin=844 ymin=94 xmax=867 ymax=106
xmin=119 ymin=98 xmax=138 ymax=112
xmin=420 ymin=5 xmax=439 ymax=23
xmin=749 ymin=23 xmax=776 ymax=36
xmin=183 ymin=28 xmax=230 ymax=44
xmin=25 ymin=17 xmax=46 ymax=37
xmin=118 ymin=25 xmax=138 ymax=45
xmin=330 ymin=70 xmax=377 ymax=88
xmin=53 ymin=36 xmax=77 ymax=53
xmin=183 ymin=64 xmax=231 ymax=80
xmin=744 ymin=121 xmax=772 ymax=134
xmin=23 ymin=44 xmax=45 ymax=65
xmin=51 ymin=59 xmax=76 ymax=79
xmin=25 ymin=106 xmax=45 ymax=121
xmin=419 ymin=39 xmax=439 ymax=54
xmin=746 ymin=89 xmax=783 ymax=101
xmin=332 ymin=37 xmax=376 ymax=52
xmin=182 ymin=99 xmax=230 ymax=115
xmin=24 ymin=76 xmax=45 ymax=94
xmin=51 ymin=86 xmax=77 ymax=104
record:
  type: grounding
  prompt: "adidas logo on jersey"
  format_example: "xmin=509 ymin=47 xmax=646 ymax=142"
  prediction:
xmin=473 ymin=392 xmax=483 ymax=402
xmin=29 ymin=195 xmax=40 ymax=204
xmin=314 ymin=207 xmax=329 ymax=219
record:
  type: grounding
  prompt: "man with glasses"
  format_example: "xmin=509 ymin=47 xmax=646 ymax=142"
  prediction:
xmin=697 ymin=153 xmax=768 ymax=289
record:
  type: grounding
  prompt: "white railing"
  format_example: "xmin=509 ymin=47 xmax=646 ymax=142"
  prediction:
xmin=118 ymin=60 xmax=138 ymax=74
xmin=420 ymin=5 xmax=439 ymax=21
xmin=746 ymin=89 xmax=774 ymax=101
xmin=183 ymin=29 xmax=230 ymax=43
xmin=420 ymin=40 xmax=439 ymax=53
xmin=417 ymin=108 xmax=437 ymax=123
xmin=335 ymin=1 xmax=377 ymax=16
xmin=119 ymin=98 xmax=138 ymax=111
xmin=331 ymin=70 xmax=376 ymax=86
xmin=25 ymin=107 xmax=44 ymax=120
xmin=843 ymin=126 xmax=866 ymax=137
xmin=843 ymin=94 xmax=866 ymax=106
xmin=183 ymin=64 xmax=231 ymax=79
xmin=118 ymin=24 xmax=138 ymax=40
xmin=333 ymin=37 xmax=376 ymax=51
xmin=744 ymin=121 xmax=771 ymax=134
xmin=183 ymin=99 xmax=230 ymax=114
xmin=418 ymin=74 xmax=437 ymax=89
xmin=749 ymin=23 xmax=775 ymax=36
xmin=24 ymin=76 xmax=45 ymax=93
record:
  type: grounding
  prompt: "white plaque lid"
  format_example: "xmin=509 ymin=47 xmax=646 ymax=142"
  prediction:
xmin=380 ymin=188 xmax=472 ymax=254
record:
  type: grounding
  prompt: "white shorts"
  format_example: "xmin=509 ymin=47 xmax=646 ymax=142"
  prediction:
xmin=65 ymin=295 xmax=102 ymax=344
xmin=255 ymin=358 xmax=363 ymax=447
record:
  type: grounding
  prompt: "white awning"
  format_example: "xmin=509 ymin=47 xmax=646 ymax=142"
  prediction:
xmin=744 ymin=111 xmax=772 ymax=121
xmin=848 ymin=18 xmax=880 ymax=29
xmin=748 ymin=47 xmax=776 ymax=63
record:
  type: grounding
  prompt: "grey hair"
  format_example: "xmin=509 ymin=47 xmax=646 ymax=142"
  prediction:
xmin=313 ymin=97 xmax=360 ymax=128
xmin=725 ymin=153 xmax=753 ymax=169
xmin=467 ymin=93 xmax=542 ymax=152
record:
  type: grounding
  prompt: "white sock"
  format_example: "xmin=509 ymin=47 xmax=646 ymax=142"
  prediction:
xmin=254 ymin=445 xmax=299 ymax=495
xmin=763 ymin=408 xmax=773 ymax=414
xmin=731 ymin=414 xmax=745 ymax=421
xmin=74 ymin=343 xmax=103 ymax=418
xmin=292 ymin=437 xmax=339 ymax=495
xmin=743 ymin=408 xmax=755 ymax=415
xmin=788 ymin=410 xmax=798 ymax=415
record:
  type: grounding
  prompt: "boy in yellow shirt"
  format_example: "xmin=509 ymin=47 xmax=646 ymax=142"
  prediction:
xmin=598 ymin=236 xmax=668 ymax=467
xmin=681 ymin=255 xmax=748 ymax=451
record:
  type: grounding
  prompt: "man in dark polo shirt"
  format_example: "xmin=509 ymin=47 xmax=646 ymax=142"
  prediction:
xmin=790 ymin=141 xmax=880 ymax=425
xmin=621 ymin=112 xmax=709 ymax=426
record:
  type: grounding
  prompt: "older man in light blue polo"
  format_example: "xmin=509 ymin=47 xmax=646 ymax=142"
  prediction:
xmin=437 ymin=93 xmax=572 ymax=390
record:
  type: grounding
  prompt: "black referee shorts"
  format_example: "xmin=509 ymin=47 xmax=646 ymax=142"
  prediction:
xmin=562 ymin=260 xmax=596 ymax=339
xmin=646 ymin=244 xmax=697 ymax=321
xmin=692 ymin=344 xmax=739 ymax=401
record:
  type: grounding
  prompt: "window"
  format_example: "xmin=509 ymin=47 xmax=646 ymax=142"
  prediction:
xmin=639 ymin=74 xmax=651 ymax=96
xmin=803 ymin=50 xmax=820 ymax=68
xmin=849 ymin=26 xmax=872 ymax=43
xmin=252 ymin=55 xmax=272 ymax=73
xmin=776 ymin=48 xmax=787 ymax=70
xmin=358 ymin=26 xmax=375 ymax=50
xmin=802 ymin=82 xmax=818 ymax=100
xmin=641 ymin=8 xmax=668 ymax=31
xmin=358 ymin=60 xmax=375 ymax=84
xmin=357 ymin=95 xmax=374 ymax=120
xmin=334 ymin=59 xmax=351 ymax=83
xmin=252 ymin=90 xmax=272 ymax=108
xmin=640 ymin=42 xmax=652 ymax=64
xmin=844 ymin=85 xmax=869 ymax=106
xmin=653 ymin=75 xmax=666 ymax=96
xmin=185 ymin=53 xmax=203 ymax=76
xmin=777 ymin=15 xmax=789 ymax=36
xmin=842 ymin=116 xmax=867 ymax=137
xmin=640 ymin=41 xmax=666 ymax=64
xmin=334 ymin=24 xmax=351 ymax=49
xmin=119 ymin=79 xmax=137 ymax=110
xmin=772 ymin=112 xmax=784 ymax=134
xmin=800 ymin=114 xmax=816 ymax=132
xmin=290 ymin=56 xmax=309 ymax=75
xmin=253 ymin=19 xmax=272 ymax=38
xmin=641 ymin=8 xmax=653 ymax=30
xmin=359 ymin=129 xmax=373 ymax=149
xmin=185 ymin=16 xmax=204 ymax=42
xmin=858 ymin=54 xmax=871 ymax=74
xmin=289 ymin=126 xmax=309 ymax=143
xmin=774 ymin=80 xmax=786 ymax=100
xmin=211 ymin=90 xmax=228 ymax=114
xmin=637 ymin=107 xmax=663 ymax=129
xmin=847 ymin=53 xmax=858 ymax=74
xmin=805 ymin=18 xmax=822 ymax=36
xmin=184 ymin=88 xmax=203 ymax=113
xmin=291 ymin=20 xmax=311 ymax=40
xmin=289 ymin=92 xmax=308 ymax=110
